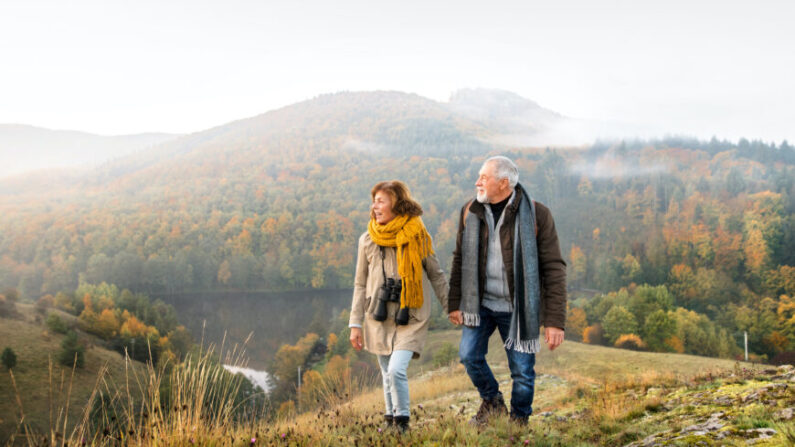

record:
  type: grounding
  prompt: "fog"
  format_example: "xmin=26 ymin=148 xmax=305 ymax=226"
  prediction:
xmin=1 ymin=0 xmax=792 ymax=141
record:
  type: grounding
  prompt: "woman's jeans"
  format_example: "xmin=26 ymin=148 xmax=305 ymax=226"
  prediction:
xmin=377 ymin=350 xmax=413 ymax=417
xmin=459 ymin=307 xmax=537 ymax=418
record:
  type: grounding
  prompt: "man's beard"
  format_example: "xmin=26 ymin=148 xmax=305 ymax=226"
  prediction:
xmin=476 ymin=189 xmax=488 ymax=203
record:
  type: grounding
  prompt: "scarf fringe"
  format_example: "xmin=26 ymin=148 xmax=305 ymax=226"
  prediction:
xmin=462 ymin=311 xmax=480 ymax=327
xmin=503 ymin=337 xmax=540 ymax=354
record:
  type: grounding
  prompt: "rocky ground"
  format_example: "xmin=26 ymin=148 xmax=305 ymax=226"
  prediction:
xmin=623 ymin=365 xmax=794 ymax=446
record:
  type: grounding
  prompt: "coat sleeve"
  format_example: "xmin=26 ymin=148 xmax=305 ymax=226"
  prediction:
xmin=447 ymin=204 xmax=467 ymax=312
xmin=535 ymin=202 xmax=568 ymax=330
xmin=349 ymin=233 xmax=370 ymax=327
xmin=423 ymin=251 xmax=449 ymax=313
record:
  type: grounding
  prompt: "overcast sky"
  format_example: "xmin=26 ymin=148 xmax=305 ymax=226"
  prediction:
xmin=1 ymin=0 xmax=793 ymax=142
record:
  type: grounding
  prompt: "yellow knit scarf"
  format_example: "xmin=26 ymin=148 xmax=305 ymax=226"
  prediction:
xmin=367 ymin=215 xmax=434 ymax=309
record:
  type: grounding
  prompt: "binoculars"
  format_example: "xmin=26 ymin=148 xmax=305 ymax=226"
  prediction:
xmin=373 ymin=278 xmax=409 ymax=325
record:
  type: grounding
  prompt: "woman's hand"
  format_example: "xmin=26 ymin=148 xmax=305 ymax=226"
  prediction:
xmin=349 ymin=327 xmax=363 ymax=351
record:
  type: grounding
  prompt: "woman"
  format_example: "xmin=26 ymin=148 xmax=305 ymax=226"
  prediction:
xmin=349 ymin=180 xmax=448 ymax=433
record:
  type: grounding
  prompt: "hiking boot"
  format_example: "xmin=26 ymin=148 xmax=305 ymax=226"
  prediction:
xmin=470 ymin=394 xmax=507 ymax=425
xmin=394 ymin=415 xmax=410 ymax=433
xmin=382 ymin=414 xmax=394 ymax=429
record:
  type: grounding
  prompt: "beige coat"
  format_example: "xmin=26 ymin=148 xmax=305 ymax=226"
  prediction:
xmin=349 ymin=232 xmax=448 ymax=358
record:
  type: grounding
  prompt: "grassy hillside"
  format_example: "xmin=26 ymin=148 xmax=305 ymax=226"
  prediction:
xmin=8 ymin=327 xmax=792 ymax=446
xmin=0 ymin=304 xmax=144 ymax=444
xmin=260 ymin=331 xmax=793 ymax=446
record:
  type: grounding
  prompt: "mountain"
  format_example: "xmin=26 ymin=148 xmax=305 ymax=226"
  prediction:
xmin=0 ymin=89 xmax=792 ymax=365
xmin=0 ymin=124 xmax=180 ymax=178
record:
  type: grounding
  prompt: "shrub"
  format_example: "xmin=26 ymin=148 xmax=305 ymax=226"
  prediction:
xmin=583 ymin=323 xmax=604 ymax=345
xmin=2 ymin=347 xmax=17 ymax=370
xmin=47 ymin=312 xmax=69 ymax=334
xmin=36 ymin=294 xmax=55 ymax=314
xmin=769 ymin=351 xmax=795 ymax=366
xmin=2 ymin=288 xmax=19 ymax=302
xmin=59 ymin=331 xmax=85 ymax=368
xmin=614 ymin=334 xmax=646 ymax=351
xmin=0 ymin=294 xmax=17 ymax=318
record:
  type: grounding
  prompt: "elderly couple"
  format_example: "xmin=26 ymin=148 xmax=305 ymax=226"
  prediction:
xmin=348 ymin=155 xmax=567 ymax=432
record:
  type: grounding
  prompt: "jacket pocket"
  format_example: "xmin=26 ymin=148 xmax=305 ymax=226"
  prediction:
xmin=365 ymin=296 xmax=372 ymax=313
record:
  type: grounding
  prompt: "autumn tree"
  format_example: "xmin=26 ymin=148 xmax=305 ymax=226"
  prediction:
xmin=602 ymin=306 xmax=638 ymax=345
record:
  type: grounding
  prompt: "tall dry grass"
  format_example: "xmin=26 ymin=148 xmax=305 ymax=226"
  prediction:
xmin=7 ymin=338 xmax=269 ymax=447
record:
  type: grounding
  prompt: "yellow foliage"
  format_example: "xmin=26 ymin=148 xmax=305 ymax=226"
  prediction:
xmin=94 ymin=308 xmax=121 ymax=339
xmin=326 ymin=333 xmax=338 ymax=352
xmin=569 ymin=245 xmax=587 ymax=284
xmin=567 ymin=307 xmax=588 ymax=341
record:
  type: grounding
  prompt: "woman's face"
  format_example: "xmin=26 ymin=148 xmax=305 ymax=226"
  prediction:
xmin=372 ymin=190 xmax=396 ymax=224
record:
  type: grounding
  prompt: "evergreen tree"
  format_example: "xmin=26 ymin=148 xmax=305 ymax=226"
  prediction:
xmin=59 ymin=331 xmax=85 ymax=368
xmin=1 ymin=347 xmax=17 ymax=370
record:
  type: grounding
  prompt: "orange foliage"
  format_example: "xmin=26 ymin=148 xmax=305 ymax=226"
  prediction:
xmin=664 ymin=335 xmax=685 ymax=353
xmin=614 ymin=334 xmax=646 ymax=350
xmin=583 ymin=324 xmax=604 ymax=345
xmin=763 ymin=331 xmax=790 ymax=354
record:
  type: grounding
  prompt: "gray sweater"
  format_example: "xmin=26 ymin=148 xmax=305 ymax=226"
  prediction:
xmin=481 ymin=191 xmax=516 ymax=313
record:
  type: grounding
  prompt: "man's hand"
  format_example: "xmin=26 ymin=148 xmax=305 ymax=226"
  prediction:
xmin=349 ymin=327 xmax=363 ymax=351
xmin=545 ymin=327 xmax=564 ymax=351
xmin=448 ymin=310 xmax=463 ymax=325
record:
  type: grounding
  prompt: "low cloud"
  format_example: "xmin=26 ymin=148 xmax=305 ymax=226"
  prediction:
xmin=569 ymin=154 xmax=668 ymax=179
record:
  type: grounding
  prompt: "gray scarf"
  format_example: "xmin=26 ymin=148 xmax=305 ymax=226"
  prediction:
xmin=460 ymin=184 xmax=541 ymax=354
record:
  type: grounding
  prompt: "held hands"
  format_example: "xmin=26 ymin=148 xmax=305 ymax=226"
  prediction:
xmin=448 ymin=310 xmax=463 ymax=325
xmin=349 ymin=327 xmax=363 ymax=351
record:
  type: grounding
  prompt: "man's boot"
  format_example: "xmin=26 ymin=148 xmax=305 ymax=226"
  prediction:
xmin=470 ymin=394 xmax=507 ymax=425
xmin=394 ymin=415 xmax=410 ymax=433
xmin=510 ymin=412 xmax=528 ymax=426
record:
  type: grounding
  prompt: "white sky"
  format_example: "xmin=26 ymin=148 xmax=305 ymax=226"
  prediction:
xmin=1 ymin=0 xmax=793 ymax=141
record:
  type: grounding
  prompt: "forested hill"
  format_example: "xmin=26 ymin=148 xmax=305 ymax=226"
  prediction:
xmin=1 ymin=89 xmax=794 ymax=360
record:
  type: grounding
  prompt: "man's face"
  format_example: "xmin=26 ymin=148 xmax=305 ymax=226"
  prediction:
xmin=475 ymin=161 xmax=508 ymax=203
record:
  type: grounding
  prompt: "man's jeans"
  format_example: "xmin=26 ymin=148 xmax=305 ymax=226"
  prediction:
xmin=377 ymin=350 xmax=413 ymax=417
xmin=459 ymin=307 xmax=536 ymax=418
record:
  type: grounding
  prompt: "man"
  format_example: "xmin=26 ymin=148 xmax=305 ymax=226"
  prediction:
xmin=448 ymin=155 xmax=567 ymax=425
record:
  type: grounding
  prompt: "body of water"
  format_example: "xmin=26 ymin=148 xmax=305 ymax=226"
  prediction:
xmin=156 ymin=289 xmax=352 ymax=369
xmin=223 ymin=365 xmax=272 ymax=392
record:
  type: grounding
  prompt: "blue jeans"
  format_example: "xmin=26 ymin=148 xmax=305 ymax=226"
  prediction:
xmin=377 ymin=350 xmax=413 ymax=417
xmin=459 ymin=307 xmax=537 ymax=418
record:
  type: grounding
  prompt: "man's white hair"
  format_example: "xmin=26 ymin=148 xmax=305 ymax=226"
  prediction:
xmin=484 ymin=155 xmax=519 ymax=188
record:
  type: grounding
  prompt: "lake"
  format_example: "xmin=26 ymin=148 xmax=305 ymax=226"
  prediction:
xmin=157 ymin=289 xmax=352 ymax=369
